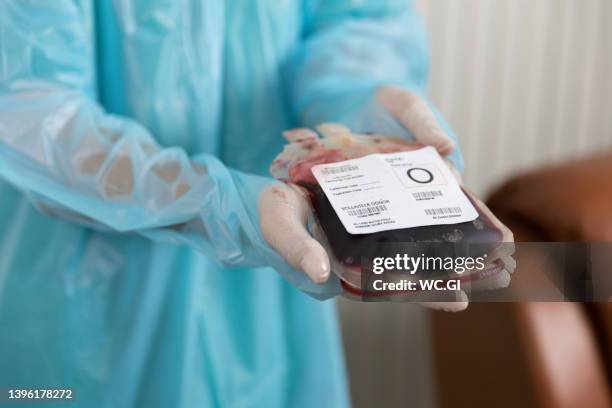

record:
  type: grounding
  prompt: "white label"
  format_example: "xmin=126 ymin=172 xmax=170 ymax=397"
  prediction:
xmin=311 ymin=147 xmax=479 ymax=234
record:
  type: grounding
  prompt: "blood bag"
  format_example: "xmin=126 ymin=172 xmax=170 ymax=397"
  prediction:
xmin=270 ymin=124 xmax=514 ymax=298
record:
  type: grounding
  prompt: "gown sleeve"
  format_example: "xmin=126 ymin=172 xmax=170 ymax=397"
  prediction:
xmin=0 ymin=0 xmax=341 ymax=299
xmin=288 ymin=0 xmax=464 ymax=170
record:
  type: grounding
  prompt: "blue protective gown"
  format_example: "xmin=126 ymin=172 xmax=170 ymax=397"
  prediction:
xmin=0 ymin=1 xmax=460 ymax=407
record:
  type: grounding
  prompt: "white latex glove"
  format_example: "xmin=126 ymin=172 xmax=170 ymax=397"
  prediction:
xmin=376 ymin=86 xmax=456 ymax=157
xmin=259 ymin=183 xmax=332 ymax=284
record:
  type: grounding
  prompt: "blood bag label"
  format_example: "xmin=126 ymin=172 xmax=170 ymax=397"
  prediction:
xmin=311 ymin=147 xmax=479 ymax=234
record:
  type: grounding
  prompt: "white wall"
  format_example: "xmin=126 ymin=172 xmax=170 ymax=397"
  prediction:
xmin=416 ymin=0 xmax=612 ymax=195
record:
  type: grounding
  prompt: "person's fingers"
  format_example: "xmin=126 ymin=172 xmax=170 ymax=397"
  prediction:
xmin=377 ymin=86 xmax=455 ymax=156
xmin=501 ymin=255 xmax=517 ymax=274
xmin=282 ymin=128 xmax=319 ymax=143
xmin=259 ymin=184 xmax=331 ymax=283
xmin=468 ymin=269 xmax=512 ymax=292
xmin=315 ymin=123 xmax=351 ymax=137
xmin=419 ymin=290 xmax=469 ymax=312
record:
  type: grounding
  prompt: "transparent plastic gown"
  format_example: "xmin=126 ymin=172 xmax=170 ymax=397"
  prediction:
xmin=0 ymin=1 xmax=455 ymax=406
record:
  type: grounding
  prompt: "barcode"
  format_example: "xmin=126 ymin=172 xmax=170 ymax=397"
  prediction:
xmin=346 ymin=204 xmax=388 ymax=217
xmin=424 ymin=207 xmax=462 ymax=216
xmin=413 ymin=190 xmax=443 ymax=200
xmin=321 ymin=165 xmax=359 ymax=175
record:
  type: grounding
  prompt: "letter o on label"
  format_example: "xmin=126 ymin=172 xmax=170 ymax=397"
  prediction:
xmin=407 ymin=167 xmax=434 ymax=184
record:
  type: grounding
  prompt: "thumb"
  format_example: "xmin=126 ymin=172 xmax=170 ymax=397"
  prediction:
xmin=259 ymin=184 xmax=331 ymax=283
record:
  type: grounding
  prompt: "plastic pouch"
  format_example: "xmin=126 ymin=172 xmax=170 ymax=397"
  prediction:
xmin=270 ymin=124 xmax=514 ymax=299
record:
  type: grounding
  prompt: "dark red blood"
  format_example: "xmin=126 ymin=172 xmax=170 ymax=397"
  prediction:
xmin=299 ymin=182 xmax=503 ymax=268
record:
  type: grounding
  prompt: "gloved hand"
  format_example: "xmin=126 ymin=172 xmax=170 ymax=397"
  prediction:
xmin=259 ymin=183 xmax=332 ymax=284
xmin=379 ymin=85 xmax=516 ymax=309
xmin=376 ymin=86 xmax=456 ymax=158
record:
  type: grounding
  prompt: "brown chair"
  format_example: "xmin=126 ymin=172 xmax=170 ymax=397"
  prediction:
xmin=432 ymin=152 xmax=612 ymax=408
